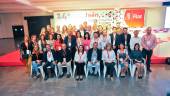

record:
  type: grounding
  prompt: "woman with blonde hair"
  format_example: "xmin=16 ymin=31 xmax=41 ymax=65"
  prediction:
xmin=117 ymin=43 xmax=129 ymax=77
xmin=31 ymin=44 xmax=43 ymax=78
xmin=62 ymin=25 xmax=68 ymax=38
xmin=38 ymin=34 xmax=47 ymax=53
xmin=102 ymin=43 xmax=116 ymax=80
xmin=40 ymin=27 xmax=48 ymax=40
xmin=40 ymin=27 xmax=46 ymax=35
xmin=20 ymin=35 xmax=33 ymax=74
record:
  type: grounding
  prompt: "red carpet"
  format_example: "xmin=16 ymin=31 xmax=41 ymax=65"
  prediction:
xmin=151 ymin=56 xmax=166 ymax=64
xmin=0 ymin=50 xmax=166 ymax=67
xmin=0 ymin=50 xmax=25 ymax=66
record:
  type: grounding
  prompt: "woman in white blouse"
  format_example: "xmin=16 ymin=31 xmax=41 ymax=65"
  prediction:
xmin=46 ymin=34 xmax=55 ymax=49
xmin=74 ymin=45 xmax=87 ymax=81
xmin=102 ymin=43 xmax=116 ymax=80
xmin=100 ymin=30 xmax=111 ymax=50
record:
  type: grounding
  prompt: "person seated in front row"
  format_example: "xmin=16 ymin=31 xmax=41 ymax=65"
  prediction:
xmin=102 ymin=43 xmax=116 ymax=80
xmin=131 ymin=43 xmax=144 ymax=79
xmin=87 ymin=42 xmax=102 ymax=76
xmin=57 ymin=44 xmax=72 ymax=78
xmin=117 ymin=43 xmax=129 ymax=77
xmin=43 ymin=44 xmax=58 ymax=80
xmin=31 ymin=45 xmax=43 ymax=79
xmin=74 ymin=45 xmax=87 ymax=81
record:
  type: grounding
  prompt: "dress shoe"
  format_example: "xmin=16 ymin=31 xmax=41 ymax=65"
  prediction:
xmin=44 ymin=76 xmax=48 ymax=81
xmin=66 ymin=74 xmax=71 ymax=78
xmin=58 ymin=75 xmax=63 ymax=78
xmin=147 ymin=69 xmax=152 ymax=72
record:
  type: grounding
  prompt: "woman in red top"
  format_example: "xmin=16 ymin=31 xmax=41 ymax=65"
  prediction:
xmin=83 ymin=32 xmax=91 ymax=51
xmin=54 ymin=34 xmax=63 ymax=52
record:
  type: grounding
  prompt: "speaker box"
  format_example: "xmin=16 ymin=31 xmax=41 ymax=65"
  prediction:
xmin=162 ymin=2 xmax=170 ymax=6
xmin=165 ymin=57 xmax=170 ymax=65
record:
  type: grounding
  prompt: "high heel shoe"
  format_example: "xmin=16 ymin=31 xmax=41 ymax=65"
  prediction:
xmin=79 ymin=75 xmax=83 ymax=81
xmin=75 ymin=76 xmax=79 ymax=81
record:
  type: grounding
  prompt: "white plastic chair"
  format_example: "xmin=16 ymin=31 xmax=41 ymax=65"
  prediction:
xmin=61 ymin=65 xmax=73 ymax=77
xmin=86 ymin=62 xmax=101 ymax=77
xmin=103 ymin=60 xmax=117 ymax=78
xmin=116 ymin=59 xmax=132 ymax=78
xmin=31 ymin=62 xmax=58 ymax=79
xmin=130 ymin=58 xmax=147 ymax=78
xmin=73 ymin=62 xmax=87 ymax=78
xmin=30 ymin=62 xmax=45 ymax=78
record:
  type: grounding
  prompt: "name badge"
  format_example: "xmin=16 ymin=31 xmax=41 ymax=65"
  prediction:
xmin=58 ymin=46 xmax=61 ymax=50
xmin=26 ymin=50 xmax=30 ymax=55
xmin=68 ymin=42 xmax=71 ymax=47
xmin=86 ymin=46 xmax=89 ymax=50
xmin=43 ymin=48 xmax=46 ymax=52
xmin=125 ymin=41 xmax=127 ymax=46
xmin=63 ymin=58 xmax=66 ymax=62
xmin=120 ymin=58 xmax=123 ymax=62
xmin=113 ymin=41 xmax=115 ymax=45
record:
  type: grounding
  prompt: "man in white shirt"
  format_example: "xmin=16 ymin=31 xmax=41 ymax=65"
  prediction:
xmin=90 ymin=32 xmax=102 ymax=49
xmin=87 ymin=42 xmax=102 ymax=76
xmin=130 ymin=30 xmax=142 ymax=50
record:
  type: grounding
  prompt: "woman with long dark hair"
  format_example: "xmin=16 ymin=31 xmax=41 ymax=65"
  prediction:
xmin=74 ymin=45 xmax=87 ymax=81
xmin=76 ymin=31 xmax=83 ymax=47
xmin=83 ymin=32 xmax=91 ymax=51
xmin=54 ymin=34 xmax=63 ymax=52
xmin=131 ymin=43 xmax=144 ymax=79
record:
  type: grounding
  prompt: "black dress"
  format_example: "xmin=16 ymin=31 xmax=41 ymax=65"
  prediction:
xmin=131 ymin=50 xmax=143 ymax=63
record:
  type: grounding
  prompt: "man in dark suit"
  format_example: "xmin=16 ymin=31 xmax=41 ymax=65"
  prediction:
xmin=64 ymin=31 xmax=77 ymax=60
xmin=57 ymin=44 xmax=72 ymax=78
xmin=87 ymin=42 xmax=102 ymax=76
xmin=110 ymin=27 xmax=124 ymax=54
xmin=43 ymin=44 xmax=58 ymax=80
xmin=122 ymin=27 xmax=131 ymax=53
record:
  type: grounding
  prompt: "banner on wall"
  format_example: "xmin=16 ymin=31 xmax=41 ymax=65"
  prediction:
xmin=53 ymin=8 xmax=145 ymax=28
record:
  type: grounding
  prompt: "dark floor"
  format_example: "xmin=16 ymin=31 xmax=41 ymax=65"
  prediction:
xmin=0 ymin=64 xmax=170 ymax=96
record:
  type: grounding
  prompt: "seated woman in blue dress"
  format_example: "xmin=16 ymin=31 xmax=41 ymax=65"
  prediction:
xmin=117 ymin=43 xmax=129 ymax=77
xmin=31 ymin=44 xmax=43 ymax=79
xmin=131 ymin=43 xmax=144 ymax=79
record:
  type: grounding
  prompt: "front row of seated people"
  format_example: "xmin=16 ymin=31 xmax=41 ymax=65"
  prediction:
xmin=31 ymin=42 xmax=145 ymax=81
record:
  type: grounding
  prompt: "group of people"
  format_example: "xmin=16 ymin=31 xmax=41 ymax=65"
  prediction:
xmin=20 ymin=22 xmax=157 ymax=81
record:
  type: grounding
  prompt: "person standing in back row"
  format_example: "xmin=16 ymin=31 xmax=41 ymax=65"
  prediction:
xmin=122 ymin=27 xmax=131 ymax=53
xmin=141 ymin=27 xmax=157 ymax=72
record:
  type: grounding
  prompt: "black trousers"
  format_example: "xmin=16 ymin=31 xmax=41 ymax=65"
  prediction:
xmin=105 ymin=62 xmax=115 ymax=77
xmin=75 ymin=62 xmax=85 ymax=76
xmin=142 ymin=48 xmax=153 ymax=70
xmin=43 ymin=62 xmax=55 ymax=77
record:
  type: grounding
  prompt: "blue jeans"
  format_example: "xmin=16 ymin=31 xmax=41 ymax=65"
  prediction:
xmin=32 ymin=61 xmax=41 ymax=76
